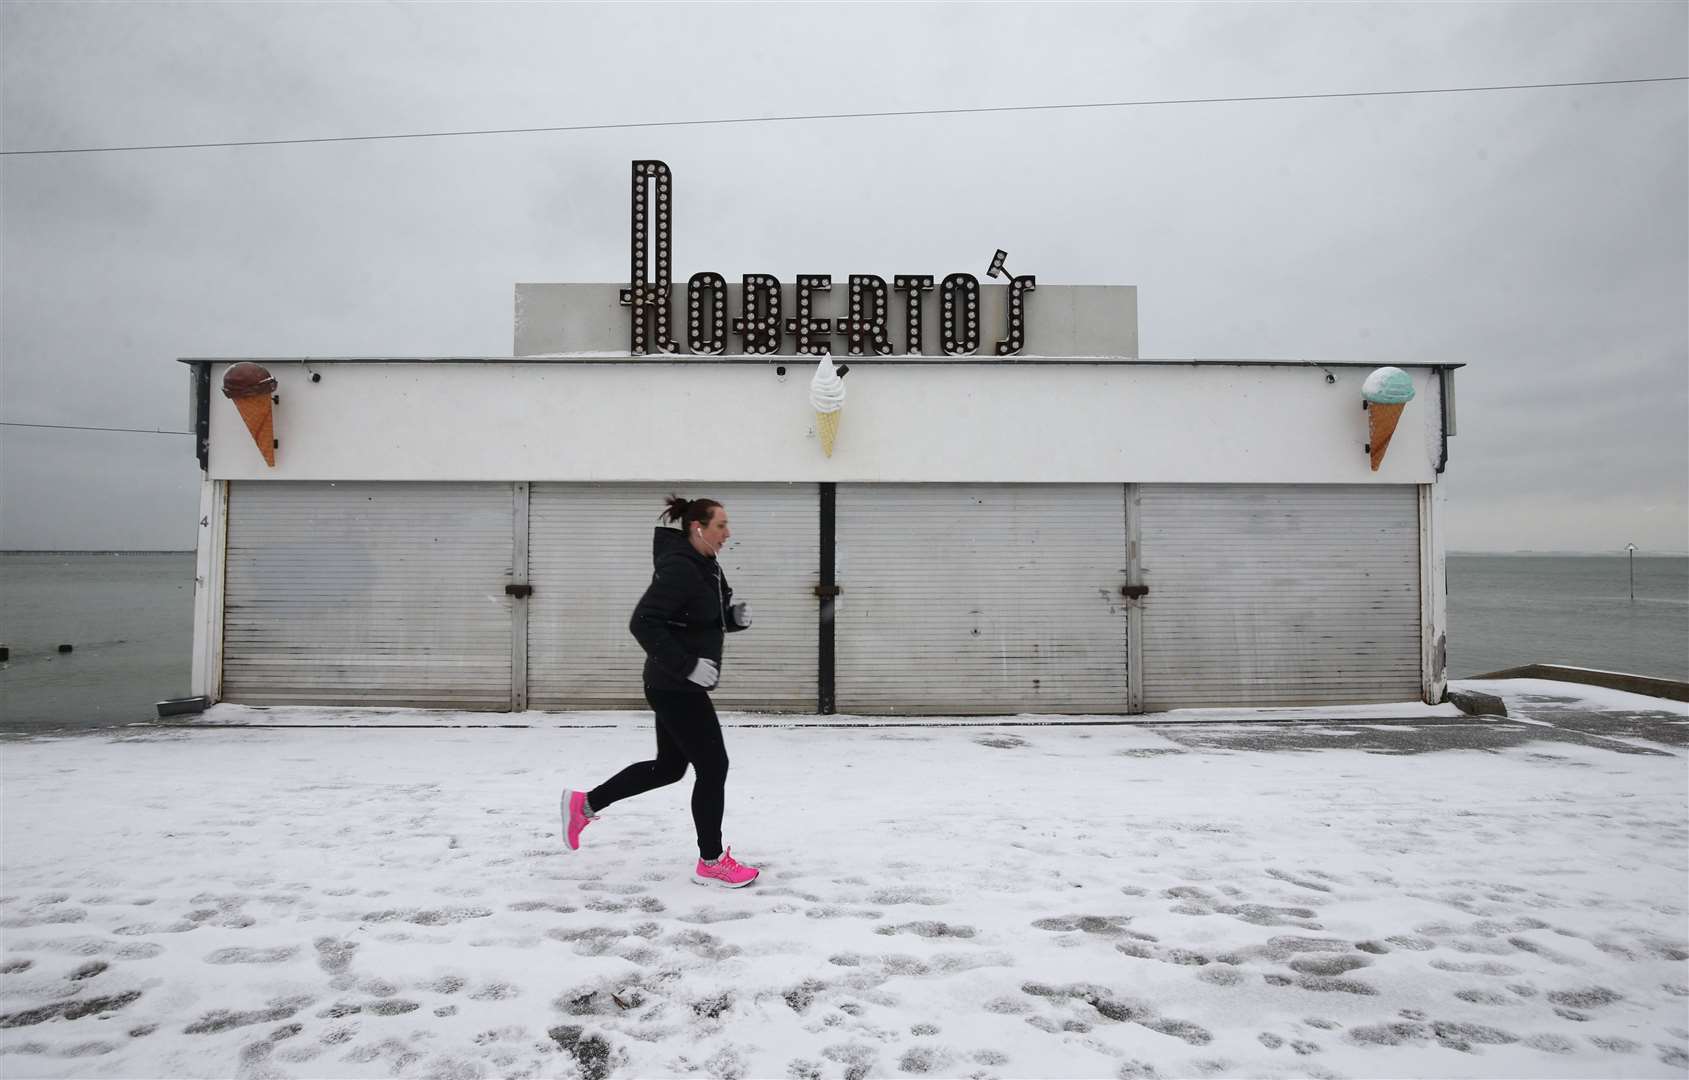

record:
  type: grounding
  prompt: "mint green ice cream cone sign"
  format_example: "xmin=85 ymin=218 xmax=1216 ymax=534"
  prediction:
xmin=1363 ymin=367 xmax=1415 ymax=471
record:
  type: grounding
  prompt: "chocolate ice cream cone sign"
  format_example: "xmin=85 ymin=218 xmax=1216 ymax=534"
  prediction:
xmin=221 ymin=362 xmax=278 ymax=467
xmin=809 ymin=357 xmax=847 ymax=457
xmin=1362 ymin=367 xmax=1415 ymax=472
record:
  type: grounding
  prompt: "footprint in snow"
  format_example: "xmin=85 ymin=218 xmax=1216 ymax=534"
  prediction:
xmin=360 ymin=906 xmax=492 ymax=926
xmin=676 ymin=908 xmax=754 ymax=925
xmin=897 ymin=1045 xmax=955 ymax=1073
xmin=3 ymin=908 xmax=89 ymax=928
xmin=1116 ymin=941 xmax=1212 ymax=966
xmin=182 ymin=994 xmax=314 ymax=1034
xmin=1545 ymin=986 xmax=1623 ymax=1009
xmin=1265 ymin=868 xmax=1335 ymax=893
xmin=665 ymin=929 xmax=742 ymax=961
xmin=1523 ymin=1033 xmax=1579 ymax=1054
xmin=112 ymin=920 xmax=196 ymax=935
xmin=420 ymin=974 xmax=465 ymax=995
xmin=1249 ymin=935 xmax=1353 ymax=962
xmin=1589 ymin=1036 xmax=1643 ymax=1054
xmin=877 ymin=921 xmax=976 ymax=939
xmin=1033 ymin=914 xmax=1131 ymax=936
xmin=1289 ymin=975 xmax=1379 ymax=995
xmin=364 ymin=999 xmax=421 ymax=1016
xmin=1454 ymin=988 xmax=1517 ymax=1005
xmin=1288 ymin=955 xmax=1371 ymax=976
xmin=805 ymin=906 xmax=882 ymax=920
xmin=508 ymin=900 xmax=576 ymax=913
xmin=205 ymin=947 xmax=297 ymax=965
xmin=314 ymin=937 xmax=359 ymax=974
xmin=1431 ymin=958 xmax=1520 ymax=976
xmin=869 ymin=888 xmax=946 ymax=906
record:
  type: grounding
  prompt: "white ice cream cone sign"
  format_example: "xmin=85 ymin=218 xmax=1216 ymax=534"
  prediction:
xmin=809 ymin=357 xmax=848 ymax=457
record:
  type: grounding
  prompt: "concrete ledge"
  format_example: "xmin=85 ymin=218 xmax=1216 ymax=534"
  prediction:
xmin=1468 ymin=664 xmax=1689 ymax=703
xmin=118 ymin=700 xmax=1466 ymax=731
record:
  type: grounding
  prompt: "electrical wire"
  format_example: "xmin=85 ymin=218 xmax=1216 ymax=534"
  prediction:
xmin=1 ymin=421 xmax=193 ymax=436
xmin=3 ymin=76 xmax=1682 ymax=156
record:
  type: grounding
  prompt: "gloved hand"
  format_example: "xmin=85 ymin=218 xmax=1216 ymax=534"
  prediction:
xmin=730 ymin=601 xmax=752 ymax=629
xmin=687 ymin=658 xmax=720 ymax=689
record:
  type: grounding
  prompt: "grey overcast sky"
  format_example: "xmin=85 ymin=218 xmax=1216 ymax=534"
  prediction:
xmin=1 ymin=1 xmax=1684 ymax=553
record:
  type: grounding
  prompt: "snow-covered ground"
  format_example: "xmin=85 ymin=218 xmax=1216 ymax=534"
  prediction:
xmin=2 ymin=682 xmax=1685 ymax=1079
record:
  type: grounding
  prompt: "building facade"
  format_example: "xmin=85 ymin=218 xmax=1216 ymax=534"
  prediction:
xmin=183 ymin=277 xmax=1456 ymax=716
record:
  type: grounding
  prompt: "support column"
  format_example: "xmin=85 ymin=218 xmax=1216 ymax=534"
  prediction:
xmin=190 ymin=477 xmax=229 ymax=701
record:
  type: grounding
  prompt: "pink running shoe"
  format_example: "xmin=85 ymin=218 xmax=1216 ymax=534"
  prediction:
xmin=692 ymin=847 xmax=759 ymax=888
xmin=560 ymin=789 xmax=597 ymax=851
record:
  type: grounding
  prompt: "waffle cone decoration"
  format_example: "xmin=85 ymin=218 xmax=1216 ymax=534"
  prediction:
xmin=1361 ymin=366 xmax=1415 ymax=472
xmin=222 ymin=362 xmax=278 ymax=467
xmin=816 ymin=410 xmax=841 ymax=457
xmin=1366 ymin=402 xmax=1406 ymax=472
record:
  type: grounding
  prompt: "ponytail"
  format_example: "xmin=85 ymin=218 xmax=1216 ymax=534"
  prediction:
xmin=661 ymin=493 xmax=722 ymax=533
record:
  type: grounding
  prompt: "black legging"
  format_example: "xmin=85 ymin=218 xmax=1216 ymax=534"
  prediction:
xmin=587 ymin=688 xmax=729 ymax=860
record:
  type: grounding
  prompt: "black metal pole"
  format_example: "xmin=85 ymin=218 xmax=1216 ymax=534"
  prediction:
xmin=818 ymin=483 xmax=836 ymax=715
xmin=194 ymin=362 xmax=211 ymax=471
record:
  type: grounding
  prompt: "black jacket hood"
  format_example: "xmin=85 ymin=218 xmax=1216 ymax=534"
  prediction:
xmin=652 ymin=525 xmax=715 ymax=569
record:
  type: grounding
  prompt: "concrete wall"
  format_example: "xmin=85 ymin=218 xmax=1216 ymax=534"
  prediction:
xmin=515 ymin=283 xmax=1138 ymax=359
xmin=197 ymin=359 xmax=1448 ymax=484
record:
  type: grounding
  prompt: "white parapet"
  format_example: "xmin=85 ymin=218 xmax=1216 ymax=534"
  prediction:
xmin=191 ymin=357 xmax=1449 ymax=485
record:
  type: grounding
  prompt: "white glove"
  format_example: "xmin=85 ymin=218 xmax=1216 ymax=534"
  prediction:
xmin=687 ymin=658 xmax=720 ymax=689
xmin=730 ymin=601 xmax=751 ymax=628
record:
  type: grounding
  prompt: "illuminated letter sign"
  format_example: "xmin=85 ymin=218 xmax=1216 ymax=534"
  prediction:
xmin=625 ymin=161 xmax=1034 ymax=357
xmin=733 ymin=274 xmax=781 ymax=355
xmin=619 ymin=161 xmax=677 ymax=355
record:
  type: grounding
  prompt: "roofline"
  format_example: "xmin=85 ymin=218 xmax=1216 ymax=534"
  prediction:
xmin=177 ymin=356 xmax=1466 ymax=370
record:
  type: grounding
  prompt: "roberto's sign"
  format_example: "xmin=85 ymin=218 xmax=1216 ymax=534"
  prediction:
xmin=620 ymin=161 xmax=1035 ymax=358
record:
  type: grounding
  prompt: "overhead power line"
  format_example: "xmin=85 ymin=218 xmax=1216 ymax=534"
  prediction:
xmin=2 ymin=421 xmax=192 ymax=436
xmin=3 ymin=76 xmax=1683 ymax=156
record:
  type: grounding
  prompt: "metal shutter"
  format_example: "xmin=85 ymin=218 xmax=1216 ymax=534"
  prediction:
xmin=222 ymin=481 xmax=515 ymax=708
xmin=527 ymin=483 xmax=818 ymax=711
xmin=834 ymin=484 xmax=1129 ymax=715
xmin=1138 ymin=484 xmax=1421 ymax=709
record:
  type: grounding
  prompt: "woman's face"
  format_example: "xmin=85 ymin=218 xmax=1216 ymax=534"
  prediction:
xmin=691 ymin=506 xmax=731 ymax=557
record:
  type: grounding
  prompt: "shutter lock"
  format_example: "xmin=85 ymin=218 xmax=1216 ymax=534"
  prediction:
xmin=505 ymin=584 xmax=533 ymax=599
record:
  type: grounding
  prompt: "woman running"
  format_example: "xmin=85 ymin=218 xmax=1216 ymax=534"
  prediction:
xmin=561 ymin=494 xmax=759 ymax=887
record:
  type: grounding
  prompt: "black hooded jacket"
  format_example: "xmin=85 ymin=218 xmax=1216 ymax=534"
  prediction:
xmin=628 ymin=527 xmax=748 ymax=693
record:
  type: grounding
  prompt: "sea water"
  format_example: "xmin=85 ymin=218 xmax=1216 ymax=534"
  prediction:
xmin=2 ymin=552 xmax=1684 ymax=731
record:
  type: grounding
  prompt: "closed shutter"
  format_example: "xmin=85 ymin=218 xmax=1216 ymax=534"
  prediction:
xmin=1138 ymin=484 xmax=1421 ymax=709
xmin=834 ymin=484 xmax=1128 ymax=715
xmin=222 ymin=481 xmax=515 ymax=708
xmin=528 ymin=483 xmax=817 ymax=711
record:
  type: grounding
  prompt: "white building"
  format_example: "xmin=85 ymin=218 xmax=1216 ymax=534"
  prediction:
xmin=184 ymin=163 xmax=1456 ymax=717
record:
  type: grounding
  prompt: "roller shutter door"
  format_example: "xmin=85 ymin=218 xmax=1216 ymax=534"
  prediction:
xmin=222 ymin=481 xmax=516 ymax=708
xmin=1138 ymin=484 xmax=1421 ymax=709
xmin=834 ymin=484 xmax=1129 ymax=715
xmin=527 ymin=483 xmax=818 ymax=711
